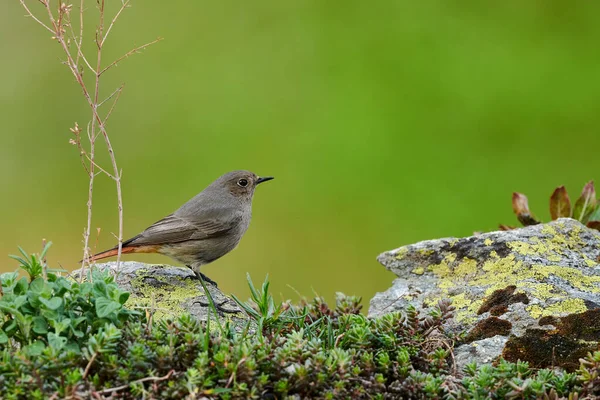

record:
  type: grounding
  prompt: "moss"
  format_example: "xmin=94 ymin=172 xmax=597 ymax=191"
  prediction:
xmin=129 ymin=269 xmax=198 ymax=315
xmin=503 ymin=309 xmax=600 ymax=371
xmin=477 ymin=285 xmax=529 ymax=316
xmin=464 ymin=316 xmax=512 ymax=343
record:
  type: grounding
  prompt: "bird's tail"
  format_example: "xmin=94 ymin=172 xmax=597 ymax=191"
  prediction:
xmin=81 ymin=245 xmax=159 ymax=263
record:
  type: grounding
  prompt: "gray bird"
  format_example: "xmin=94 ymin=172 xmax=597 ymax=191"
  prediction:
xmin=88 ymin=170 xmax=273 ymax=284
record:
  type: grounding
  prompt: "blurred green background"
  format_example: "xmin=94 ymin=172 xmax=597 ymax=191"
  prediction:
xmin=2 ymin=1 xmax=600 ymax=305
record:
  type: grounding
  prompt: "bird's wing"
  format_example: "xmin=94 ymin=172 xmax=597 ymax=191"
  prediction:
xmin=126 ymin=209 xmax=241 ymax=247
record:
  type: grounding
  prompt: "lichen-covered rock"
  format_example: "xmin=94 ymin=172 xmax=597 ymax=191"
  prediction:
xmin=73 ymin=262 xmax=248 ymax=329
xmin=369 ymin=218 xmax=600 ymax=370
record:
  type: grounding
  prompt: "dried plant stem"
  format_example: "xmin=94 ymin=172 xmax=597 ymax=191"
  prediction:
xmin=18 ymin=0 xmax=159 ymax=276
xmin=97 ymin=370 xmax=174 ymax=395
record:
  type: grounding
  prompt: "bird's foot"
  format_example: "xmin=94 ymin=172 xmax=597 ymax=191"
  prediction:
xmin=197 ymin=272 xmax=219 ymax=288
xmin=184 ymin=268 xmax=218 ymax=288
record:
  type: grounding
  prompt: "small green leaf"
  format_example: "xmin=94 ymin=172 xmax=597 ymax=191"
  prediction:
xmin=32 ymin=316 xmax=48 ymax=334
xmin=573 ymin=181 xmax=597 ymax=222
xmin=71 ymin=328 xmax=84 ymax=338
xmin=29 ymin=278 xmax=45 ymax=294
xmin=0 ymin=329 xmax=8 ymax=344
xmin=17 ymin=246 xmax=30 ymax=263
xmin=92 ymin=281 xmax=108 ymax=298
xmin=65 ymin=342 xmax=81 ymax=354
xmin=48 ymin=332 xmax=67 ymax=350
xmin=13 ymin=295 xmax=28 ymax=309
xmin=8 ymin=255 xmax=29 ymax=267
xmin=71 ymin=316 xmax=87 ymax=328
xmin=40 ymin=241 xmax=52 ymax=260
xmin=15 ymin=278 xmax=29 ymax=295
xmin=587 ymin=204 xmax=600 ymax=222
xmin=118 ymin=292 xmax=130 ymax=305
xmin=23 ymin=340 xmax=45 ymax=356
xmin=95 ymin=297 xmax=121 ymax=318
xmin=51 ymin=318 xmax=71 ymax=335
xmin=39 ymin=297 xmax=63 ymax=310
xmin=512 ymin=193 xmax=540 ymax=226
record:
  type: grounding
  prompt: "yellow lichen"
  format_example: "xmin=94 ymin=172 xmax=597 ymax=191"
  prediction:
xmin=411 ymin=267 xmax=425 ymax=275
xmin=418 ymin=223 xmax=600 ymax=323
xmin=417 ymin=249 xmax=435 ymax=257
xmin=527 ymin=299 xmax=587 ymax=319
xmin=394 ymin=247 xmax=409 ymax=260
xmin=128 ymin=267 xmax=244 ymax=322
xmin=484 ymin=239 xmax=493 ymax=246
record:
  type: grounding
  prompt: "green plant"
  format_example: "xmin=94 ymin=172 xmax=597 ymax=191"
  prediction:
xmin=4 ymin=246 xmax=600 ymax=399
xmin=232 ymin=273 xmax=286 ymax=332
xmin=0 ymin=246 xmax=137 ymax=356
xmin=504 ymin=180 xmax=600 ymax=230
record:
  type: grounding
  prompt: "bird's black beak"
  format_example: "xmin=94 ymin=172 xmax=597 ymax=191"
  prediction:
xmin=256 ymin=176 xmax=274 ymax=185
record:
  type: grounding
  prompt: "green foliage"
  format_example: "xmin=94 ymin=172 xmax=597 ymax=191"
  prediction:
xmin=0 ymin=246 xmax=137 ymax=357
xmin=505 ymin=181 xmax=600 ymax=231
xmin=3 ymin=246 xmax=600 ymax=399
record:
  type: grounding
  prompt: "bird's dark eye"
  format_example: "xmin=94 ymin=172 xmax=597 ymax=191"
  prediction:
xmin=237 ymin=178 xmax=249 ymax=187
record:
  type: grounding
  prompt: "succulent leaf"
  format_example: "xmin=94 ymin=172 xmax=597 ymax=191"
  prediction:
xmin=512 ymin=193 xmax=540 ymax=226
xmin=549 ymin=186 xmax=571 ymax=220
xmin=573 ymin=181 xmax=597 ymax=222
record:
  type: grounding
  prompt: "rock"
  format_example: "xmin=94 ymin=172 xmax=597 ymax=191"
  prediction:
xmin=453 ymin=336 xmax=508 ymax=368
xmin=369 ymin=218 xmax=600 ymax=371
xmin=73 ymin=262 xmax=248 ymax=329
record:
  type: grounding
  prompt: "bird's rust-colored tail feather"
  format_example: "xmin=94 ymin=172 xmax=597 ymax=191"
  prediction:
xmin=84 ymin=245 xmax=160 ymax=263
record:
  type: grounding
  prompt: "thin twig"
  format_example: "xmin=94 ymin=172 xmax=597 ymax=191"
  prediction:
xmin=97 ymin=84 xmax=124 ymax=108
xmin=83 ymin=153 xmax=116 ymax=179
xmin=99 ymin=84 xmax=124 ymax=124
xmin=76 ymin=0 xmax=84 ymax=66
xmin=82 ymin=123 xmax=96 ymax=277
xmin=67 ymin=18 xmax=95 ymax=74
xmin=82 ymin=352 xmax=97 ymax=379
xmin=100 ymin=0 xmax=130 ymax=47
xmin=99 ymin=38 xmax=162 ymax=76
xmin=97 ymin=370 xmax=174 ymax=395
xmin=18 ymin=0 xmax=54 ymax=34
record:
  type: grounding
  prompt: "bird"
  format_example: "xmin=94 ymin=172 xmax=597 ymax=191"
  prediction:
xmin=86 ymin=170 xmax=273 ymax=285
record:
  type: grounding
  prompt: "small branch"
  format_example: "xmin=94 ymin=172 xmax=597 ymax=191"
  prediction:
xmin=83 ymin=153 xmax=116 ymax=180
xmin=97 ymin=370 xmax=175 ymax=395
xmin=99 ymin=84 xmax=124 ymax=124
xmin=99 ymin=38 xmax=162 ymax=76
xmin=76 ymin=0 xmax=85 ymax=66
xmin=67 ymin=21 xmax=95 ymax=74
xmin=82 ymin=352 xmax=97 ymax=380
xmin=18 ymin=0 xmax=54 ymax=34
xmin=100 ymin=0 xmax=130 ymax=47
xmin=97 ymin=84 xmax=124 ymax=108
xmin=225 ymin=358 xmax=247 ymax=388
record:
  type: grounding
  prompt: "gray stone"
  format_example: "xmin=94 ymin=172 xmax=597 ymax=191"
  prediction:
xmin=73 ymin=261 xmax=249 ymax=329
xmin=369 ymin=218 xmax=600 ymax=370
xmin=453 ymin=336 xmax=508 ymax=370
